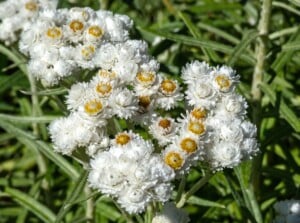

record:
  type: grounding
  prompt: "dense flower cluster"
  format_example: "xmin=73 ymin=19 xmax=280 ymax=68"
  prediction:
xmin=88 ymin=131 xmax=175 ymax=214
xmin=0 ymin=0 xmax=58 ymax=45
xmin=19 ymin=7 xmax=133 ymax=86
xmin=161 ymin=61 xmax=258 ymax=173
xmin=273 ymin=200 xmax=300 ymax=223
xmin=0 ymin=0 xmax=259 ymax=215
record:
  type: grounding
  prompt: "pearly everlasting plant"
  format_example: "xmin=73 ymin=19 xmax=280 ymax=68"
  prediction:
xmin=0 ymin=1 xmax=260 ymax=219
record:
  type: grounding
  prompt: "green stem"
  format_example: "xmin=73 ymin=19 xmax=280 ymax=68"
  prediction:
xmin=250 ymin=0 xmax=272 ymax=219
xmin=175 ymin=176 xmax=186 ymax=203
xmin=85 ymin=186 xmax=94 ymax=222
xmin=176 ymin=172 xmax=212 ymax=208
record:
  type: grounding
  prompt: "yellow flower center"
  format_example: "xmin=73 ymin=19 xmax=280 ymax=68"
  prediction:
xmin=164 ymin=151 xmax=184 ymax=170
xmin=88 ymin=26 xmax=104 ymax=38
xmin=188 ymin=121 xmax=205 ymax=135
xmin=180 ymin=138 xmax=197 ymax=153
xmin=98 ymin=70 xmax=117 ymax=79
xmin=84 ymin=100 xmax=103 ymax=116
xmin=190 ymin=107 xmax=207 ymax=120
xmin=81 ymin=45 xmax=95 ymax=60
xmin=25 ymin=1 xmax=38 ymax=11
xmin=136 ymin=71 xmax=156 ymax=86
xmin=96 ymin=82 xmax=112 ymax=96
xmin=160 ymin=79 xmax=177 ymax=95
xmin=115 ymin=133 xmax=131 ymax=145
xmin=46 ymin=27 xmax=62 ymax=39
xmin=69 ymin=20 xmax=84 ymax=32
xmin=215 ymin=75 xmax=231 ymax=92
xmin=158 ymin=119 xmax=171 ymax=129
xmin=138 ymin=96 xmax=151 ymax=108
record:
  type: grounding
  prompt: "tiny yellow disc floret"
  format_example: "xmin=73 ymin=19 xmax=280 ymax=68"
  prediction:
xmin=188 ymin=121 xmax=205 ymax=135
xmin=136 ymin=71 xmax=156 ymax=86
xmin=84 ymin=100 xmax=103 ymax=116
xmin=180 ymin=137 xmax=197 ymax=153
xmin=25 ymin=1 xmax=38 ymax=11
xmin=190 ymin=107 xmax=207 ymax=120
xmin=115 ymin=133 xmax=131 ymax=145
xmin=158 ymin=119 xmax=171 ymax=129
xmin=96 ymin=82 xmax=112 ymax=96
xmin=160 ymin=79 xmax=177 ymax=95
xmin=215 ymin=75 xmax=231 ymax=92
xmin=69 ymin=20 xmax=84 ymax=32
xmin=46 ymin=27 xmax=62 ymax=39
xmin=164 ymin=151 xmax=184 ymax=170
xmin=88 ymin=25 xmax=104 ymax=38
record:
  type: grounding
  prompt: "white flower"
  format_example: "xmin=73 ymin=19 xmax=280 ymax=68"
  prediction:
xmin=205 ymin=141 xmax=242 ymax=170
xmin=181 ymin=60 xmax=211 ymax=84
xmin=155 ymin=79 xmax=183 ymax=110
xmin=88 ymin=132 xmax=175 ymax=214
xmin=149 ymin=117 xmax=178 ymax=146
xmin=109 ymin=88 xmax=138 ymax=119
xmin=152 ymin=202 xmax=190 ymax=223
xmin=185 ymin=76 xmax=217 ymax=109
xmin=211 ymin=65 xmax=239 ymax=93
xmin=49 ymin=112 xmax=107 ymax=155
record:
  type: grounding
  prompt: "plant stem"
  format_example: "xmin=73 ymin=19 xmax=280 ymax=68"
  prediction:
xmin=85 ymin=186 xmax=94 ymax=222
xmin=176 ymin=172 xmax=212 ymax=208
xmin=175 ymin=176 xmax=186 ymax=203
xmin=250 ymin=0 xmax=272 ymax=199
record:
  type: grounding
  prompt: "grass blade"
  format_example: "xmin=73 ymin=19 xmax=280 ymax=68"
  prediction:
xmin=227 ymin=30 xmax=258 ymax=66
xmin=0 ymin=119 xmax=80 ymax=180
xmin=5 ymin=187 xmax=56 ymax=223
xmin=260 ymin=83 xmax=300 ymax=132
xmin=55 ymin=170 xmax=89 ymax=223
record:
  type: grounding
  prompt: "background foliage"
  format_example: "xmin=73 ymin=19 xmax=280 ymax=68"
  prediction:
xmin=0 ymin=0 xmax=299 ymax=222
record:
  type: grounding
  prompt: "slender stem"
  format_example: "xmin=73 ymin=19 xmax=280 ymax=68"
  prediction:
xmin=85 ymin=186 xmax=94 ymax=222
xmin=250 ymin=0 xmax=272 ymax=197
xmin=175 ymin=176 xmax=186 ymax=203
xmin=176 ymin=172 xmax=212 ymax=208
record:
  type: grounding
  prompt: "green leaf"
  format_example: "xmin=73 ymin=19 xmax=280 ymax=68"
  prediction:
xmin=282 ymin=41 xmax=300 ymax=51
xmin=186 ymin=196 xmax=226 ymax=209
xmin=5 ymin=187 xmax=56 ymax=223
xmin=0 ymin=119 xmax=80 ymax=180
xmin=178 ymin=12 xmax=220 ymax=61
xmin=0 ymin=44 xmax=27 ymax=74
xmin=187 ymin=2 xmax=242 ymax=13
xmin=20 ymin=87 xmax=68 ymax=96
xmin=139 ymin=27 xmax=255 ymax=65
xmin=234 ymin=164 xmax=263 ymax=223
xmin=55 ymin=170 xmax=89 ymax=223
xmin=0 ymin=114 xmax=59 ymax=124
xmin=273 ymin=1 xmax=300 ymax=16
xmin=0 ymin=72 xmax=25 ymax=94
xmin=260 ymin=83 xmax=300 ymax=132
xmin=227 ymin=30 xmax=258 ymax=66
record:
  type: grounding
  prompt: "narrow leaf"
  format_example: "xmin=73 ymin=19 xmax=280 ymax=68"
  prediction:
xmin=55 ymin=170 xmax=89 ymax=223
xmin=187 ymin=196 xmax=226 ymax=208
xmin=5 ymin=187 xmax=56 ymax=223
xmin=0 ymin=119 xmax=79 ymax=180
xmin=260 ymin=83 xmax=300 ymax=132
xmin=0 ymin=114 xmax=59 ymax=124
xmin=227 ymin=30 xmax=258 ymax=66
xmin=139 ymin=27 xmax=255 ymax=65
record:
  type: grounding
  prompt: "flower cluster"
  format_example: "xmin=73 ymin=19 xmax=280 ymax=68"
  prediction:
xmin=6 ymin=3 xmax=259 ymax=215
xmin=0 ymin=0 xmax=58 ymax=45
xmin=161 ymin=61 xmax=259 ymax=173
xmin=88 ymin=131 xmax=175 ymax=214
xmin=273 ymin=200 xmax=300 ymax=223
xmin=19 ymin=7 xmax=133 ymax=86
